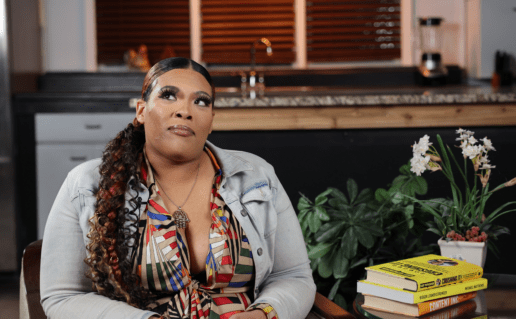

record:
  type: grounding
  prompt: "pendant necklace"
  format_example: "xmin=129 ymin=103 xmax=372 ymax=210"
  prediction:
xmin=154 ymin=162 xmax=201 ymax=229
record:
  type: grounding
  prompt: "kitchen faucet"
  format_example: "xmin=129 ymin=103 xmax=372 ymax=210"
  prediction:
xmin=242 ymin=38 xmax=273 ymax=98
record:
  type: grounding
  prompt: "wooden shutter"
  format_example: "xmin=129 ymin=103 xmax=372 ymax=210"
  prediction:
xmin=201 ymin=0 xmax=295 ymax=65
xmin=96 ymin=0 xmax=191 ymax=65
xmin=306 ymin=0 xmax=401 ymax=62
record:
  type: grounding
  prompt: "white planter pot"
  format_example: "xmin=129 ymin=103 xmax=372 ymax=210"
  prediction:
xmin=437 ymin=239 xmax=488 ymax=268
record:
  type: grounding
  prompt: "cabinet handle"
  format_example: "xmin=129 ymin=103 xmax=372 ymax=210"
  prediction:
xmin=85 ymin=124 xmax=102 ymax=130
xmin=70 ymin=156 xmax=87 ymax=162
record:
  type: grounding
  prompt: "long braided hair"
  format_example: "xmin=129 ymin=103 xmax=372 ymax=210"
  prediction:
xmin=84 ymin=57 xmax=214 ymax=307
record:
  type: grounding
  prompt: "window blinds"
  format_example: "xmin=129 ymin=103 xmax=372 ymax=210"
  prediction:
xmin=306 ymin=0 xmax=401 ymax=62
xmin=95 ymin=0 xmax=400 ymax=66
xmin=201 ymin=0 xmax=296 ymax=65
xmin=96 ymin=0 xmax=191 ymax=65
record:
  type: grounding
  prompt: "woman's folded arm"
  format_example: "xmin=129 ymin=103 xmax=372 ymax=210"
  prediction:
xmin=40 ymin=173 xmax=158 ymax=319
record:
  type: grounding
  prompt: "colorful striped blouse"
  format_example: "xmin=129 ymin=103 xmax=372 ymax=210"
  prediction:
xmin=132 ymin=147 xmax=278 ymax=319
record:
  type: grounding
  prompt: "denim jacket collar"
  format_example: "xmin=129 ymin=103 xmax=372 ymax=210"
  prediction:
xmin=204 ymin=140 xmax=254 ymax=178
xmin=127 ymin=140 xmax=254 ymax=200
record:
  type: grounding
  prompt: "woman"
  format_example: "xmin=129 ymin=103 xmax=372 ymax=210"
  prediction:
xmin=40 ymin=57 xmax=316 ymax=319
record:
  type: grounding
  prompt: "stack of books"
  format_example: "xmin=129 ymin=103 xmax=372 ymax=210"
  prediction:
xmin=357 ymin=254 xmax=487 ymax=318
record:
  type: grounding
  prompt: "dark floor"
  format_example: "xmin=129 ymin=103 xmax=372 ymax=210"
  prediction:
xmin=0 ymin=272 xmax=20 ymax=319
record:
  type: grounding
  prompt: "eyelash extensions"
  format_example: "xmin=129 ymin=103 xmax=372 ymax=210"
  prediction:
xmin=158 ymin=87 xmax=212 ymax=106
xmin=158 ymin=87 xmax=179 ymax=100
xmin=195 ymin=93 xmax=213 ymax=106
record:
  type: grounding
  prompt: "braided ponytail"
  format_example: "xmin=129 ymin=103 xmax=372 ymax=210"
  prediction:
xmin=85 ymin=119 xmax=152 ymax=307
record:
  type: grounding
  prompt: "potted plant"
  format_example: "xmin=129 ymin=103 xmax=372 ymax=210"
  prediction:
xmin=297 ymin=163 xmax=437 ymax=310
xmin=407 ymin=128 xmax=516 ymax=267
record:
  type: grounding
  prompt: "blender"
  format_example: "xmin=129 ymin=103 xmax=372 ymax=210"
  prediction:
xmin=418 ymin=17 xmax=448 ymax=84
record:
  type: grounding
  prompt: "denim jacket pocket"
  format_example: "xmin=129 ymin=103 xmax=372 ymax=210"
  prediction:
xmin=240 ymin=181 xmax=273 ymax=203
xmin=240 ymin=182 xmax=277 ymax=239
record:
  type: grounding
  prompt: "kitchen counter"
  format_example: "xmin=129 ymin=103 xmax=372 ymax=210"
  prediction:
xmin=214 ymin=84 xmax=516 ymax=107
xmin=212 ymin=84 xmax=516 ymax=130
xmin=14 ymin=83 xmax=516 ymax=130
xmin=14 ymin=83 xmax=516 ymax=109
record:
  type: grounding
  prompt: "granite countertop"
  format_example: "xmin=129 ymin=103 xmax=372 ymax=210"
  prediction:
xmin=214 ymin=84 xmax=516 ymax=108
xmin=13 ymin=78 xmax=516 ymax=114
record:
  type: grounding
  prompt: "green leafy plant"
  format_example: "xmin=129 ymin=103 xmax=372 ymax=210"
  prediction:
xmin=298 ymin=163 xmax=438 ymax=310
xmin=406 ymin=129 xmax=516 ymax=255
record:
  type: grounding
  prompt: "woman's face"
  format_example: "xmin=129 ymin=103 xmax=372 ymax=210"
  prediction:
xmin=136 ymin=68 xmax=214 ymax=162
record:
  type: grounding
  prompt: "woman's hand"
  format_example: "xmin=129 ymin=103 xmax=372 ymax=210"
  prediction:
xmin=229 ymin=310 xmax=267 ymax=319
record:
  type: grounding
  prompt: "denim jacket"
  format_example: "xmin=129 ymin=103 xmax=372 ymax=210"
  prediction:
xmin=40 ymin=140 xmax=316 ymax=319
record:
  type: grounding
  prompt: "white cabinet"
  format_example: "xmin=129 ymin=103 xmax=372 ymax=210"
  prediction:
xmin=35 ymin=113 xmax=135 ymax=238
xmin=36 ymin=113 xmax=137 ymax=142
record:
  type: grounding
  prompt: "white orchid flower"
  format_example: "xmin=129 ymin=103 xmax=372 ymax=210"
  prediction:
xmin=410 ymin=155 xmax=430 ymax=176
xmin=480 ymin=163 xmax=496 ymax=170
xmin=462 ymin=145 xmax=482 ymax=159
xmin=412 ymin=135 xmax=432 ymax=155
xmin=479 ymin=156 xmax=490 ymax=164
xmin=481 ymin=137 xmax=496 ymax=151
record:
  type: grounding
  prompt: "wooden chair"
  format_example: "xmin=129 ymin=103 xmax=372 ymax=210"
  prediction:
xmin=20 ymin=240 xmax=354 ymax=319
xmin=20 ymin=240 xmax=46 ymax=319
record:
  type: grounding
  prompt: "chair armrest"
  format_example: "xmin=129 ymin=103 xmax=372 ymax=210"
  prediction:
xmin=20 ymin=266 xmax=30 ymax=319
xmin=312 ymin=292 xmax=355 ymax=319
xmin=22 ymin=239 xmax=47 ymax=319
xmin=23 ymin=240 xmax=43 ymax=293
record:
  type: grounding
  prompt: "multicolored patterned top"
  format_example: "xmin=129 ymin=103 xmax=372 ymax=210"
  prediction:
xmin=132 ymin=147 xmax=278 ymax=319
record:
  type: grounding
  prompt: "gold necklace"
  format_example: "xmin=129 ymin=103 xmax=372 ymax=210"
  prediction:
xmin=154 ymin=162 xmax=201 ymax=229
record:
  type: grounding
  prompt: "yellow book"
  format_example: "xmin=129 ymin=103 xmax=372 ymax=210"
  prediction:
xmin=357 ymin=277 xmax=487 ymax=304
xmin=365 ymin=254 xmax=483 ymax=292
